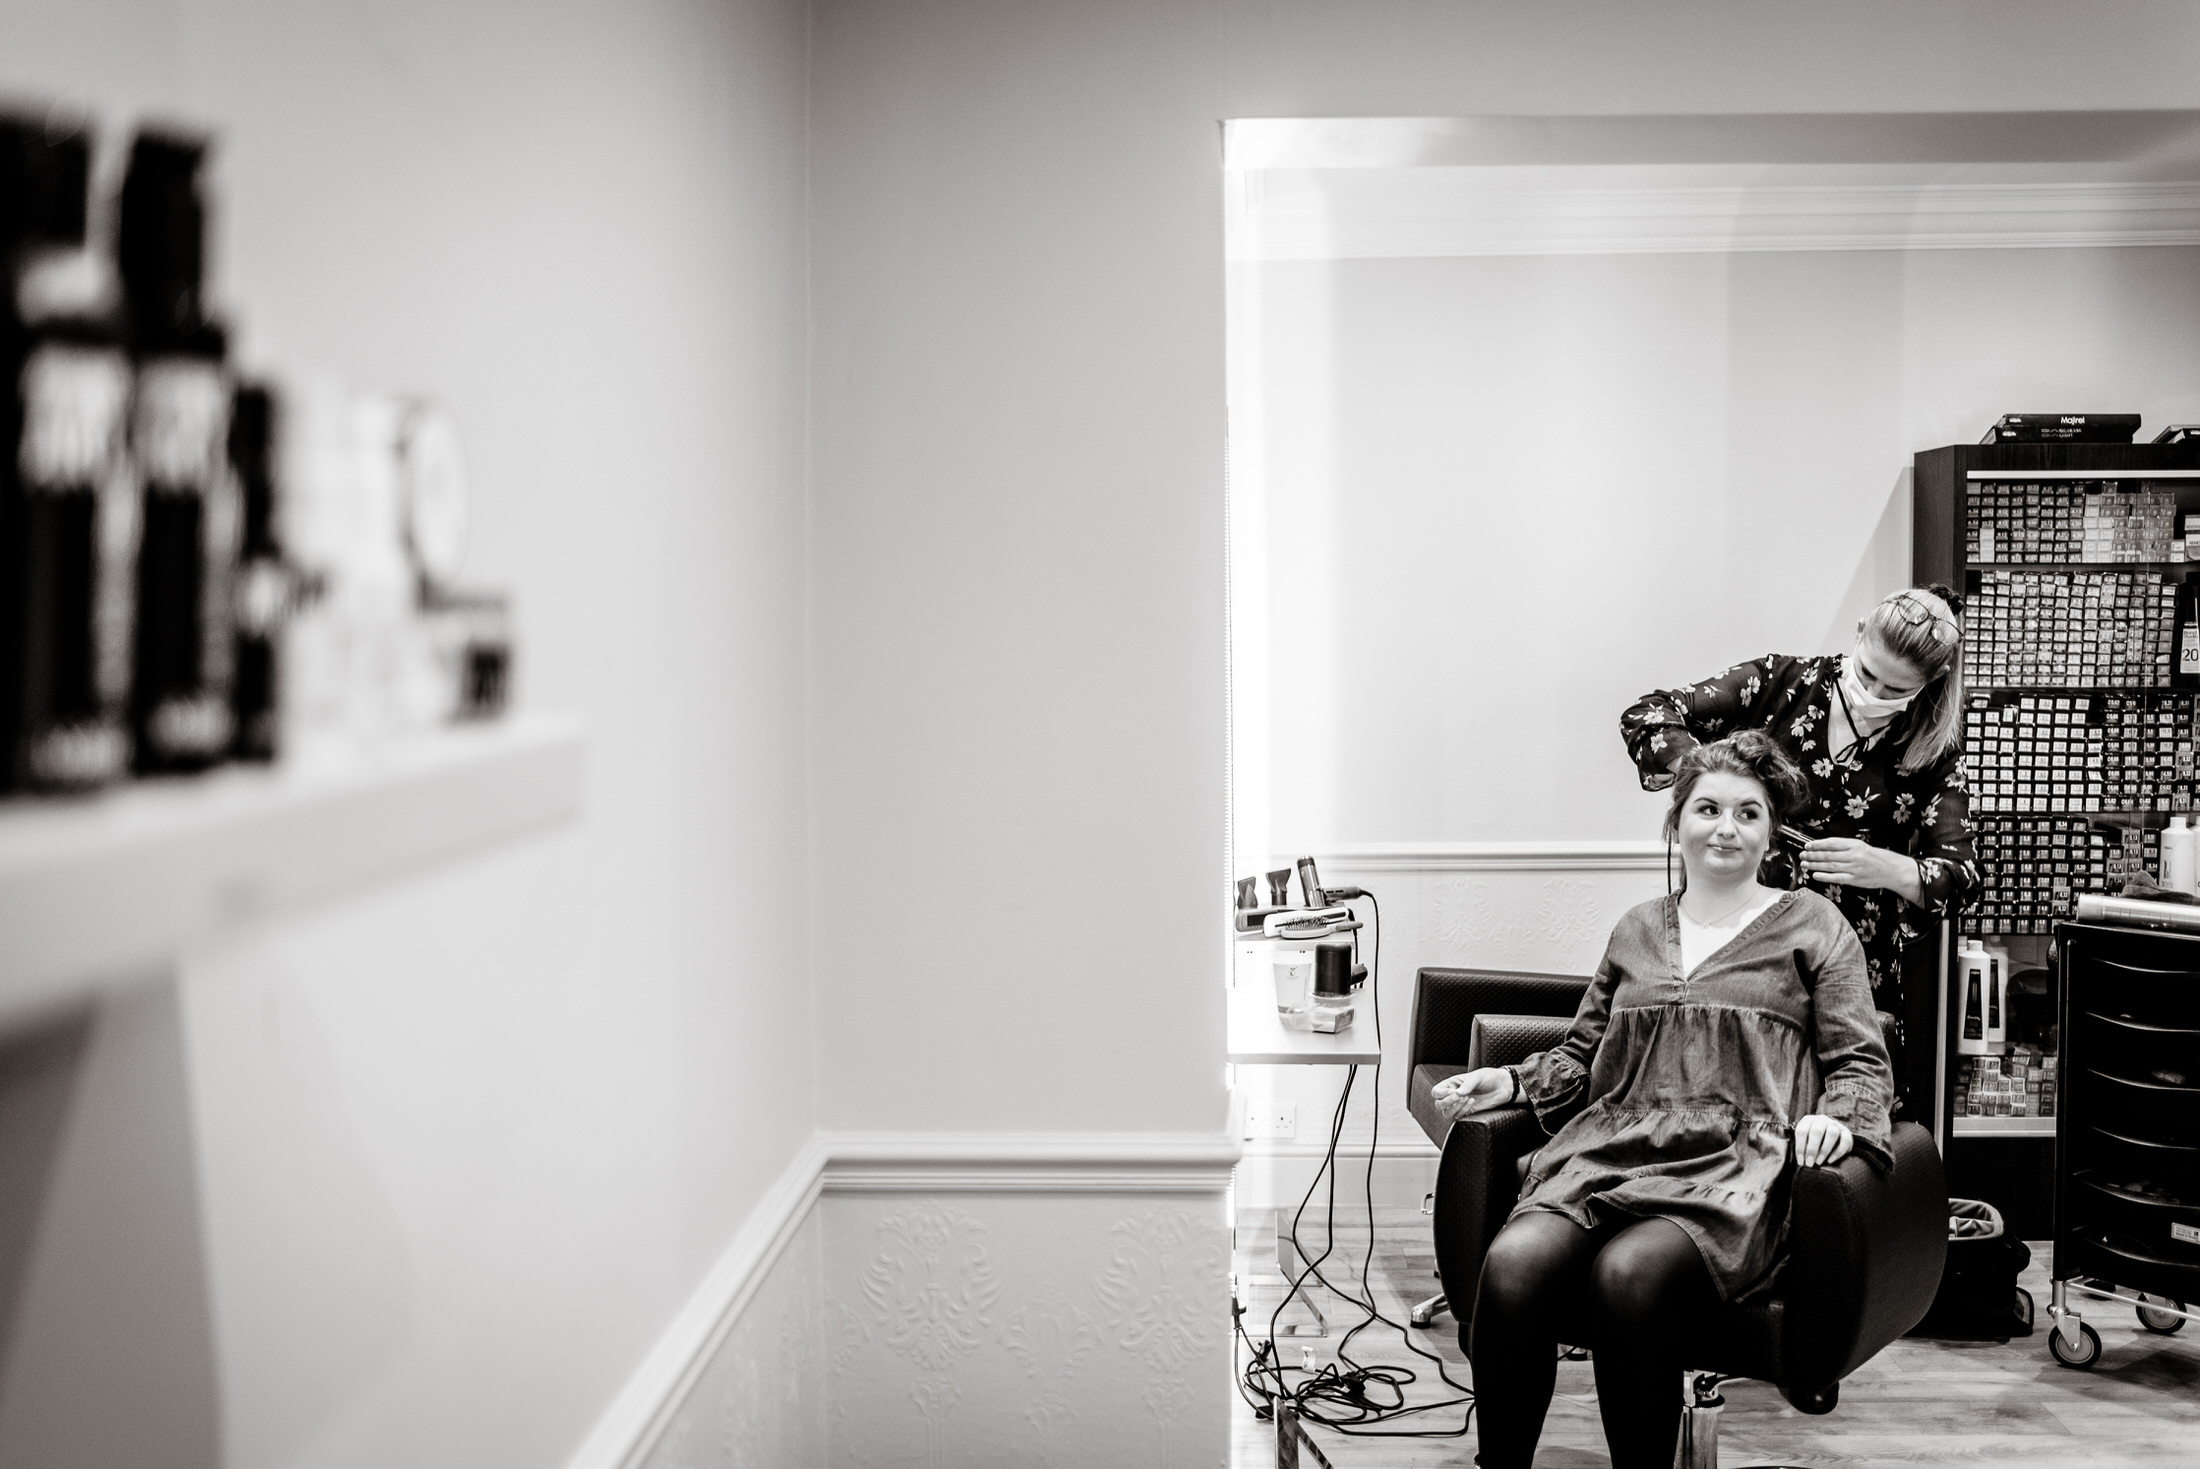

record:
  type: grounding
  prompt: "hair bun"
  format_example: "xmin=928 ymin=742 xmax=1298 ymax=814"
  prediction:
xmin=1922 ymin=581 xmax=1966 ymax=618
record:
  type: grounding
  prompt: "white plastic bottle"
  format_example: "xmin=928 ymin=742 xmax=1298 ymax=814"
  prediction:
xmin=2169 ymin=815 xmax=2200 ymax=897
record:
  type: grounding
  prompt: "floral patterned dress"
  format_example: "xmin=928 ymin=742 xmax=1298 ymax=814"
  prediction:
xmin=1620 ymin=653 xmax=1981 ymax=1008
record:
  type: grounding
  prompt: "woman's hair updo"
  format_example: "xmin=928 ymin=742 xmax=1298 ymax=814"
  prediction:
xmin=1661 ymin=730 xmax=1811 ymax=843
xmin=1863 ymin=583 xmax=1965 ymax=774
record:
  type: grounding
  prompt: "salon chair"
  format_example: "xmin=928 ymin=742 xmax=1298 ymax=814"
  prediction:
xmin=1405 ymin=967 xmax=1589 ymax=1326
xmin=1414 ymin=968 xmax=1949 ymax=1466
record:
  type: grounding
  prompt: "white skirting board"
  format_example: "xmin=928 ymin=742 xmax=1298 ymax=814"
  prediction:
xmin=1233 ymin=1138 xmax=1441 ymax=1215
xmin=565 ymin=1131 xmax=1241 ymax=1469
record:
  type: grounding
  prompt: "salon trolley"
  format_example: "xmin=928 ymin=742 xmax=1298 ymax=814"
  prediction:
xmin=2046 ymin=919 xmax=2200 ymax=1367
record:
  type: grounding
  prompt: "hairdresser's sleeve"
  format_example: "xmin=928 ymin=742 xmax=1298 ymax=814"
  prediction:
xmin=1805 ymin=907 xmax=1895 ymax=1171
xmin=1621 ymin=653 xmax=1802 ymax=792
xmin=1899 ymin=751 xmax=1982 ymax=926
xmin=1511 ymin=941 xmax=1621 ymax=1136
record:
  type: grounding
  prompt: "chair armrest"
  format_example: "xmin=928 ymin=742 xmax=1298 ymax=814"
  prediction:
xmin=1431 ymin=1104 xmax=1548 ymax=1343
xmin=1777 ymin=1120 xmax=1947 ymax=1409
xmin=1407 ymin=1064 xmax=1472 ymax=1148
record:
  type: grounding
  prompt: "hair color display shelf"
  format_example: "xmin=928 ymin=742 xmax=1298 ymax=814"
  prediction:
xmin=0 ymin=715 xmax=583 ymax=1029
xmin=1914 ymin=442 xmax=2200 ymax=1234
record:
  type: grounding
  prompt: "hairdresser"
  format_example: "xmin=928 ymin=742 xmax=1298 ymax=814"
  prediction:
xmin=1620 ymin=585 xmax=1981 ymax=1092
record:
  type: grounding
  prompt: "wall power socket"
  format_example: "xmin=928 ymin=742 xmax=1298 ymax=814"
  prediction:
xmin=1244 ymin=1103 xmax=1297 ymax=1141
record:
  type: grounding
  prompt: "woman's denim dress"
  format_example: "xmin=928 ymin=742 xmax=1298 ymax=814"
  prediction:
xmin=1508 ymin=889 xmax=1895 ymax=1301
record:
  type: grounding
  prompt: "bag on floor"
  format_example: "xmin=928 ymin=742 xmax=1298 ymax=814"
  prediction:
xmin=1907 ymin=1198 xmax=2034 ymax=1341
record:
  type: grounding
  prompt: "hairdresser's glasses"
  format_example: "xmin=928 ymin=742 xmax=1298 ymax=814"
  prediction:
xmin=1885 ymin=592 xmax=1961 ymax=643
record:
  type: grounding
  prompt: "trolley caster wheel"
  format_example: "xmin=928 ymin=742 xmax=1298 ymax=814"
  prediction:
xmin=2136 ymin=1296 xmax=2187 ymax=1334
xmin=2014 ymin=1288 xmax=2035 ymax=1334
xmin=2050 ymin=1320 xmax=2103 ymax=1369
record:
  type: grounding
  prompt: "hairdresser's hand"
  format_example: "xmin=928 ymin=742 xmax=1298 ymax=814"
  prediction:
xmin=1793 ymin=1114 xmax=1855 ymax=1168
xmin=1433 ymin=1067 xmax=1518 ymax=1121
xmin=1800 ymin=838 xmax=1908 ymax=891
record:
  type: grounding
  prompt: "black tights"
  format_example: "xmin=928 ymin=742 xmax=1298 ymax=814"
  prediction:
xmin=1469 ymin=1211 xmax=1717 ymax=1469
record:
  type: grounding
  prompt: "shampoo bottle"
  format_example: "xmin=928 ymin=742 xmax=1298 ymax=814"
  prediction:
xmin=1983 ymin=940 xmax=2014 ymax=1050
xmin=1956 ymin=938 xmax=1991 ymax=1057
xmin=2165 ymin=815 xmax=2196 ymax=896
xmin=1983 ymin=943 xmax=2008 ymax=1051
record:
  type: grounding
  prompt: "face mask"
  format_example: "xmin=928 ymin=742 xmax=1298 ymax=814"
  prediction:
xmin=1840 ymin=656 xmax=1916 ymax=722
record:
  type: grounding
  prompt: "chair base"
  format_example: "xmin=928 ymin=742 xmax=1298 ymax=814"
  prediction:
xmin=1408 ymin=1291 xmax=1447 ymax=1327
xmin=1676 ymin=1372 xmax=1815 ymax=1469
xmin=1677 ymin=1372 xmax=1724 ymax=1469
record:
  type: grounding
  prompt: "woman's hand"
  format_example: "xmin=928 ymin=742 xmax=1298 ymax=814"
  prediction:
xmin=1432 ymin=1067 xmax=1517 ymax=1121
xmin=1794 ymin=1114 xmax=1854 ymax=1168
xmin=1801 ymin=838 xmax=1922 ymax=903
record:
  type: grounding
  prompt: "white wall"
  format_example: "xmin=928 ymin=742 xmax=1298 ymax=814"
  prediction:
xmin=808 ymin=0 xmax=1232 ymax=1137
xmin=0 ymin=2 xmax=814 ymax=1466
xmin=15 ymin=3 xmax=2200 ymax=1466
xmin=1242 ymin=242 xmax=2200 ymax=850
xmin=807 ymin=0 xmax=2200 ymax=1139
xmin=801 ymin=0 xmax=2200 ymax=1317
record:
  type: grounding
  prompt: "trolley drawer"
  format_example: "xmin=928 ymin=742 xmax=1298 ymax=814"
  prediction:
xmin=2069 ymin=1171 xmax=2200 ymax=1256
xmin=2076 ymin=1010 xmax=2200 ymax=1085
xmin=2074 ymin=1069 xmax=2200 ymax=1134
xmin=2073 ymin=957 xmax=2200 ymax=1032
xmin=2085 ymin=1122 xmax=2200 ymax=1179
xmin=2058 ymin=1227 xmax=2200 ymax=1303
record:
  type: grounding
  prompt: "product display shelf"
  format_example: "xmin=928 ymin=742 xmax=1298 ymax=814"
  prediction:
xmin=2048 ymin=922 xmax=2200 ymax=1365
xmin=0 ymin=714 xmax=584 ymax=1029
xmin=1913 ymin=441 xmax=2200 ymax=1232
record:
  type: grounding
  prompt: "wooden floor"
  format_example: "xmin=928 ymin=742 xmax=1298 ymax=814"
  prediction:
xmin=1230 ymin=1207 xmax=2200 ymax=1467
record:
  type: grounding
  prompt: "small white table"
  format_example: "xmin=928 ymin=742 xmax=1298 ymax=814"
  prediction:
xmin=1228 ymin=962 xmax=1382 ymax=1335
xmin=1226 ymin=979 xmax=1383 ymax=1067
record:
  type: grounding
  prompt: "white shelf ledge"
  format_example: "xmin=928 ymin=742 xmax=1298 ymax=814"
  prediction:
xmin=1951 ymin=1115 xmax=2057 ymax=1138
xmin=0 ymin=716 xmax=584 ymax=1028
xmin=1227 ymin=981 xmax=1382 ymax=1067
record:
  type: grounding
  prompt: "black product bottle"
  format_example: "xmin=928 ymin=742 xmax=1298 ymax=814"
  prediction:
xmin=1 ymin=114 xmax=90 ymax=259
xmin=227 ymin=385 xmax=286 ymax=761
xmin=120 ymin=131 xmax=237 ymax=773
xmin=1961 ymin=968 xmax=1984 ymax=1042
xmin=117 ymin=133 xmax=207 ymax=351
xmin=0 ymin=114 xmax=97 ymax=794
xmin=5 ymin=259 xmax=138 ymax=792
xmin=129 ymin=347 xmax=238 ymax=772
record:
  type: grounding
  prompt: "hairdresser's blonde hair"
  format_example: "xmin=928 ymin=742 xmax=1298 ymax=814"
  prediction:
xmin=1861 ymin=585 xmax=1965 ymax=774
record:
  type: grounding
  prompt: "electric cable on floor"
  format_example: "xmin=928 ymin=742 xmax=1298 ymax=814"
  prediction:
xmin=1234 ymin=888 xmax=1476 ymax=1440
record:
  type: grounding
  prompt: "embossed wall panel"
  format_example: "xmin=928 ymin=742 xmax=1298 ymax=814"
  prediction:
xmin=820 ymin=1195 xmax=1231 ymax=1469
xmin=635 ymin=1212 xmax=828 ymax=1469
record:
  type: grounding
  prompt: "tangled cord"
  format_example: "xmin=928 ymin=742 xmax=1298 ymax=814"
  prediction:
xmin=1233 ymin=891 xmax=1476 ymax=1441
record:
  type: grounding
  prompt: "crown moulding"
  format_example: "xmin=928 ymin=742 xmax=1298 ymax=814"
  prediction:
xmin=1228 ymin=179 xmax=2200 ymax=261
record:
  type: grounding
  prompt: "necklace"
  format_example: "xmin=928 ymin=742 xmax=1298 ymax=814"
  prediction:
xmin=1681 ymin=888 xmax=1763 ymax=927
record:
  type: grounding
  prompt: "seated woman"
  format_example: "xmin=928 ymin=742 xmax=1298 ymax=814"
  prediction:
xmin=1434 ymin=731 xmax=1893 ymax=1469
